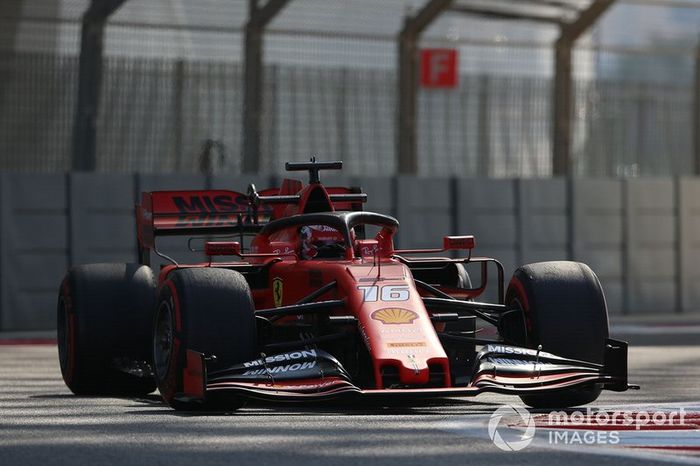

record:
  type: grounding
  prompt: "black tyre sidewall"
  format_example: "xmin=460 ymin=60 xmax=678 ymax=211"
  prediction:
xmin=505 ymin=261 xmax=609 ymax=408
xmin=57 ymin=263 xmax=156 ymax=396
xmin=154 ymin=268 xmax=257 ymax=410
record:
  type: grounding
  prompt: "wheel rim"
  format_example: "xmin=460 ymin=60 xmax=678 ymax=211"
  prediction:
xmin=57 ymin=296 xmax=69 ymax=373
xmin=153 ymin=301 xmax=173 ymax=381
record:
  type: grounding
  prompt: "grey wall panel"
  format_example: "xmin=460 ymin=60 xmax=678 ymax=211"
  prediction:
xmin=456 ymin=179 xmax=517 ymax=301
xmin=572 ymin=179 xmax=624 ymax=313
xmin=456 ymin=179 xmax=517 ymax=268
xmin=319 ymin=175 xmax=353 ymax=192
xmin=355 ymin=177 xmax=394 ymax=217
xmin=136 ymin=174 xmax=209 ymax=192
xmin=625 ymin=179 xmax=676 ymax=313
xmin=1 ymin=174 xmax=68 ymax=330
xmin=518 ymin=178 xmax=569 ymax=265
xmin=70 ymin=173 xmax=136 ymax=266
xmin=136 ymin=174 xmax=209 ymax=267
xmin=209 ymin=175 xmax=274 ymax=193
xmin=678 ymin=178 xmax=700 ymax=311
xmin=396 ymin=177 xmax=451 ymax=249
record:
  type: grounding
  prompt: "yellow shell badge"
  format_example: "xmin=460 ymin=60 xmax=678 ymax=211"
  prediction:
xmin=272 ymin=277 xmax=283 ymax=307
xmin=371 ymin=308 xmax=418 ymax=325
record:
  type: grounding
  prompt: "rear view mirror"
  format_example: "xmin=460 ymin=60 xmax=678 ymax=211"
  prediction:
xmin=443 ymin=236 xmax=475 ymax=251
xmin=205 ymin=241 xmax=241 ymax=256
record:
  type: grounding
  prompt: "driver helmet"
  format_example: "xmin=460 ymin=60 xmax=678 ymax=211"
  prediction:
xmin=300 ymin=225 xmax=345 ymax=259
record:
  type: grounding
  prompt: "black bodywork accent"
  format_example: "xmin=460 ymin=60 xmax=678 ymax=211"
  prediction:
xmin=602 ymin=339 xmax=636 ymax=391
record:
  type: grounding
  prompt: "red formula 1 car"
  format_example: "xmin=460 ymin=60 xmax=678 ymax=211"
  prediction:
xmin=57 ymin=160 xmax=635 ymax=411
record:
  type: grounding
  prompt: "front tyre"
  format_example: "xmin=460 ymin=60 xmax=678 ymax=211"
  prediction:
xmin=153 ymin=268 xmax=257 ymax=411
xmin=504 ymin=261 xmax=609 ymax=408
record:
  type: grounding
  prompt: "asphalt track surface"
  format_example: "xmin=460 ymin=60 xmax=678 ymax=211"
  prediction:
xmin=2 ymin=328 xmax=700 ymax=466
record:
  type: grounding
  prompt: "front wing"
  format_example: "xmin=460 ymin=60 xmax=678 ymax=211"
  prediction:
xmin=175 ymin=339 xmax=634 ymax=404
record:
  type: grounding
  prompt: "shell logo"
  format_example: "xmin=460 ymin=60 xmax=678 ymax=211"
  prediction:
xmin=371 ymin=308 xmax=418 ymax=325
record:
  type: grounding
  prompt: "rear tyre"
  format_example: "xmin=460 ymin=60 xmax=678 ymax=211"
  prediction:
xmin=57 ymin=263 xmax=157 ymax=396
xmin=504 ymin=261 xmax=609 ymax=408
xmin=153 ymin=268 xmax=257 ymax=411
xmin=455 ymin=263 xmax=472 ymax=290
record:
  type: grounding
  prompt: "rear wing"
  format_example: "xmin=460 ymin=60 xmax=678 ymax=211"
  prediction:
xmin=136 ymin=184 xmax=365 ymax=265
xmin=136 ymin=189 xmax=275 ymax=264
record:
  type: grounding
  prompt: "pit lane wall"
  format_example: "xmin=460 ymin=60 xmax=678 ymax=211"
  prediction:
xmin=1 ymin=174 xmax=697 ymax=330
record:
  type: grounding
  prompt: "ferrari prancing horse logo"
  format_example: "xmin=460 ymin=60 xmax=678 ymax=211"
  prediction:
xmin=272 ymin=278 xmax=283 ymax=307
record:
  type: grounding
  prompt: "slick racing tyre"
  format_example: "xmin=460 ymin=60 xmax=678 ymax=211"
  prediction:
xmin=444 ymin=263 xmax=473 ymax=332
xmin=504 ymin=261 xmax=609 ymax=408
xmin=452 ymin=263 xmax=472 ymax=290
xmin=57 ymin=263 xmax=157 ymax=396
xmin=153 ymin=268 xmax=257 ymax=411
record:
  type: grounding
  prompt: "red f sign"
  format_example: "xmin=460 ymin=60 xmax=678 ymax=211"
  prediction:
xmin=420 ymin=49 xmax=458 ymax=88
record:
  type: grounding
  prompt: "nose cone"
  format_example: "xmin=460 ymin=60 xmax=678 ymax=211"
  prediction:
xmin=345 ymin=262 xmax=450 ymax=388
xmin=396 ymin=353 xmax=431 ymax=385
xmin=374 ymin=335 xmax=447 ymax=387
xmin=357 ymin=290 xmax=448 ymax=387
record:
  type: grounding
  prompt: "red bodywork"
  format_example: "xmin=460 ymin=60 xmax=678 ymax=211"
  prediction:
xmin=136 ymin=172 xmax=631 ymax=401
xmin=137 ymin=179 xmax=458 ymax=389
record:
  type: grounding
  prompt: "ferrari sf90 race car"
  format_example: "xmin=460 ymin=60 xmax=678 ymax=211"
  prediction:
xmin=57 ymin=160 xmax=635 ymax=411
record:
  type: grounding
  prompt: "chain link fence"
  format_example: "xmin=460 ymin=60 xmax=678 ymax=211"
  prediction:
xmin=0 ymin=0 xmax=697 ymax=177
xmin=574 ymin=78 xmax=694 ymax=177
xmin=1 ymin=49 xmax=695 ymax=177
xmin=0 ymin=52 xmax=76 ymax=172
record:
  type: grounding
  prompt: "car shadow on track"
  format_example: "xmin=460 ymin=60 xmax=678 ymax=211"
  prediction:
xmin=31 ymin=394 xmax=83 ymax=399
xmin=32 ymin=393 xmax=569 ymax=418
xmin=118 ymin=396 xmax=506 ymax=417
xmin=32 ymin=393 xmax=163 ymax=402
